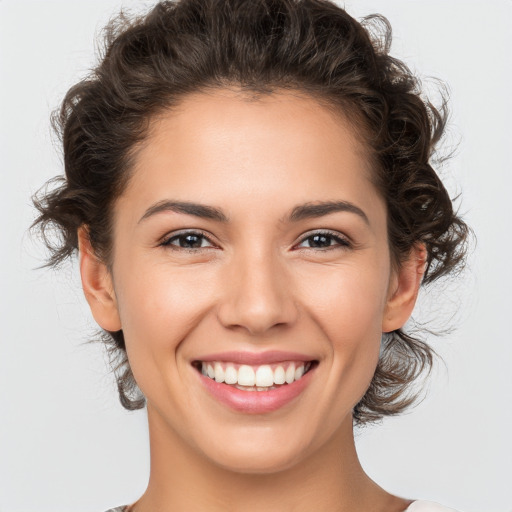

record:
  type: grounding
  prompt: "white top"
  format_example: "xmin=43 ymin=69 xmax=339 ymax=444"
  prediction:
xmin=406 ymin=501 xmax=459 ymax=511
xmin=106 ymin=500 xmax=460 ymax=512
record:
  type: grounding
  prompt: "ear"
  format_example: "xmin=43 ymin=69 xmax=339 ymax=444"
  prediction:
xmin=382 ymin=244 xmax=427 ymax=333
xmin=78 ymin=226 xmax=122 ymax=332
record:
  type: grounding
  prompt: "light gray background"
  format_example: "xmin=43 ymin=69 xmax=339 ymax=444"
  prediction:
xmin=1 ymin=1 xmax=511 ymax=511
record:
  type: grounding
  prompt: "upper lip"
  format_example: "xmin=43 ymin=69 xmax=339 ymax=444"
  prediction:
xmin=193 ymin=350 xmax=317 ymax=365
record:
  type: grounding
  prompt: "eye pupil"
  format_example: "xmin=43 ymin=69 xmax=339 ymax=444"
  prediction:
xmin=180 ymin=234 xmax=203 ymax=248
xmin=309 ymin=234 xmax=331 ymax=247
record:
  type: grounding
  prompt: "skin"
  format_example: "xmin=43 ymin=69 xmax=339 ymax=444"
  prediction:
xmin=78 ymin=88 xmax=425 ymax=511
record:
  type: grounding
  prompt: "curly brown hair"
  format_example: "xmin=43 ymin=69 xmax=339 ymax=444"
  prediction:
xmin=32 ymin=0 xmax=468 ymax=424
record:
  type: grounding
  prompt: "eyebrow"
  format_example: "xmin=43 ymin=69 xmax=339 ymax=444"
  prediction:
xmin=138 ymin=200 xmax=229 ymax=223
xmin=286 ymin=200 xmax=369 ymax=225
xmin=138 ymin=199 xmax=369 ymax=225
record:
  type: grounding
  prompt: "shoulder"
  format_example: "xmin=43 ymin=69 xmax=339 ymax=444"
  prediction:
xmin=406 ymin=501 xmax=461 ymax=512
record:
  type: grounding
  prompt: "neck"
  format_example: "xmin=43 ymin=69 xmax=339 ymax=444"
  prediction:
xmin=131 ymin=405 xmax=409 ymax=512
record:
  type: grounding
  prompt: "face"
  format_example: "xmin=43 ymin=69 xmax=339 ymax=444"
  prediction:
xmin=82 ymin=89 xmax=419 ymax=473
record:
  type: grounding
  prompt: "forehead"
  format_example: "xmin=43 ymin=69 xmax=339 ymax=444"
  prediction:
xmin=141 ymin=88 xmax=372 ymax=173
xmin=119 ymin=88 xmax=383 ymax=227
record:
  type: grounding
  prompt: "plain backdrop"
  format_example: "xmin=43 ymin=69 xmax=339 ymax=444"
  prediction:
xmin=1 ymin=1 xmax=511 ymax=511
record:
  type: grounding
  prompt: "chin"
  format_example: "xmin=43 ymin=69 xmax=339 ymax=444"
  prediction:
xmin=190 ymin=420 xmax=324 ymax=476
xmin=206 ymin=443 xmax=307 ymax=475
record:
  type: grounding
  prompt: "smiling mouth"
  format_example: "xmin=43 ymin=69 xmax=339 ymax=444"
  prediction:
xmin=192 ymin=360 xmax=318 ymax=391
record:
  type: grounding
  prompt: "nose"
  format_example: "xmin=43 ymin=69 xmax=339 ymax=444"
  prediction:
xmin=216 ymin=248 xmax=299 ymax=336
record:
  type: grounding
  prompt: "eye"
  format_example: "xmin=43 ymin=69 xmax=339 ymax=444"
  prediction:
xmin=295 ymin=230 xmax=351 ymax=250
xmin=160 ymin=230 xmax=216 ymax=250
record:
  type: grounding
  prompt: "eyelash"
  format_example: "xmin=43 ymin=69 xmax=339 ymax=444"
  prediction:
xmin=160 ymin=230 xmax=215 ymax=252
xmin=160 ymin=229 xmax=351 ymax=252
xmin=295 ymin=230 xmax=351 ymax=251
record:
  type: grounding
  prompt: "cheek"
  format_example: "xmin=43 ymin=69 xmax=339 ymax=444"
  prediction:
xmin=301 ymin=260 xmax=389 ymax=338
xmin=112 ymin=263 xmax=216 ymax=378
xmin=301 ymin=261 xmax=388 ymax=392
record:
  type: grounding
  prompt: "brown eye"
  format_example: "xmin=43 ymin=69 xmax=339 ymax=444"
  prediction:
xmin=161 ymin=231 xmax=214 ymax=249
xmin=297 ymin=231 xmax=350 ymax=250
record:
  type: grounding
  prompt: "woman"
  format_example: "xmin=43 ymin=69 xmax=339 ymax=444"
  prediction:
xmin=33 ymin=0 xmax=468 ymax=510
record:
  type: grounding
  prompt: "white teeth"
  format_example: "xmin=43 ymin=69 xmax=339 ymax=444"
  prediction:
xmin=274 ymin=365 xmax=286 ymax=384
xmin=238 ymin=365 xmax=256 ymax=386
xmin=285 ymin=364 xmax=296 ymax=384
xmin=255 ymin=365 xmax=274 ymax=387
xmin=214 ymin=362 xmax=225 ymax=383
xmin=199 ymin=361 xmax=311 ymax=387
xmin=224 ymin=364 xmax=238 ymax=385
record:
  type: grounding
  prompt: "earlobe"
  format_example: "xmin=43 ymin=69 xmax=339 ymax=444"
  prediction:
xmin=77 ymin=226 xmax=122 ymax=332
xmin=382 ymin=244 xmax=427 ymax=333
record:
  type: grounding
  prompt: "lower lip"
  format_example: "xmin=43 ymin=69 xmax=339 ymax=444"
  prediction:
xmin=197 ymin=366 xmax=315 ymax=414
